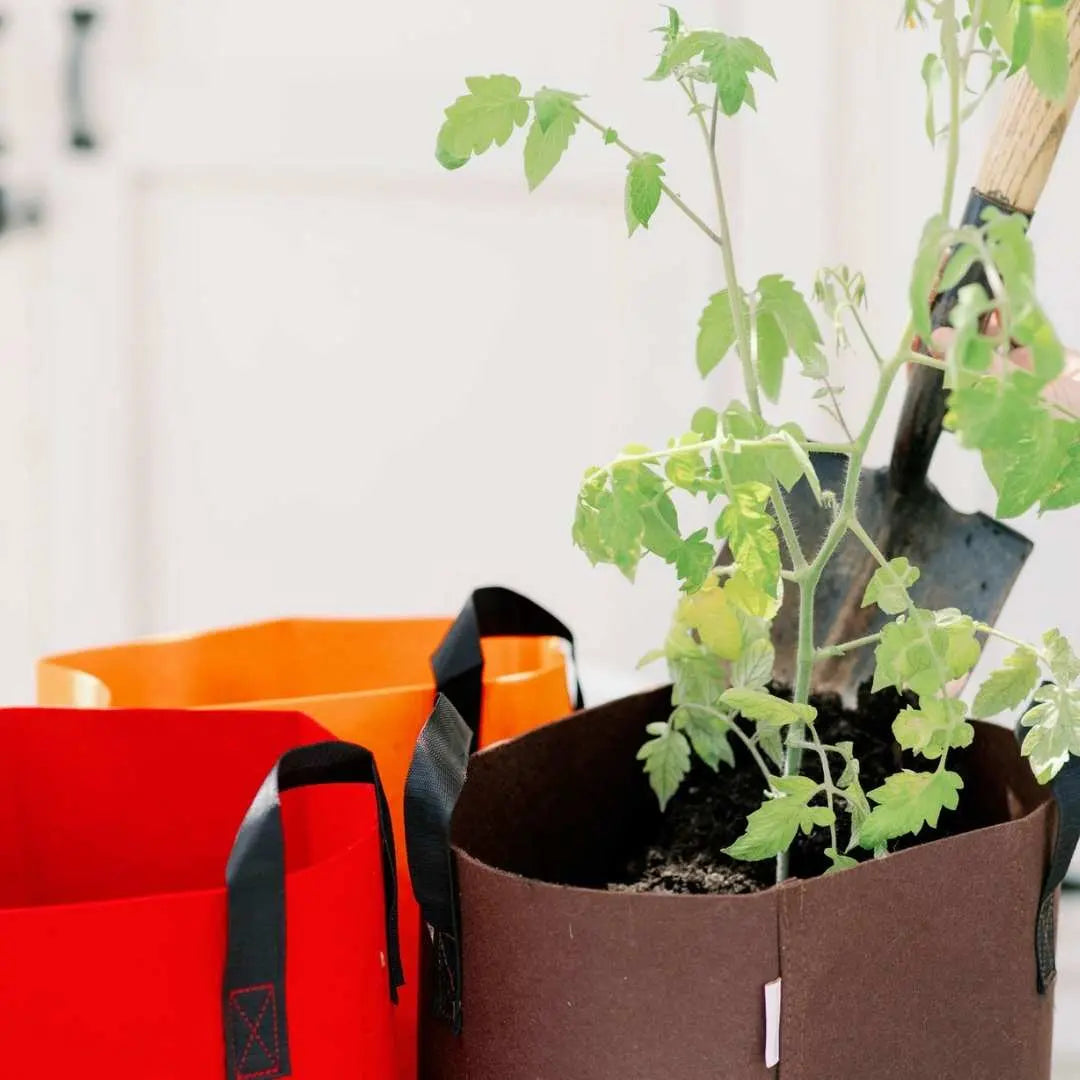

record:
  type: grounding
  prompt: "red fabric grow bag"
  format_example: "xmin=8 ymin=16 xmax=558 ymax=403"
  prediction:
xmin=0 ymin=707 xmax=403 ymax=1080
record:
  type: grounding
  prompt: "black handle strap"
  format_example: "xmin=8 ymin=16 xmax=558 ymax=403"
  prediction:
xmin=431 ymin=586 xmax=583 ymax=750
xmin=889 ymin=188 xmax=1030 ymax=497
xmin=224 ymin=742 xmax=405 ymax=1080
xmin=404 ymin=695 xmax=473 ymax=1034
xmin=1016 ymin=690 xmax=1080 ymax=994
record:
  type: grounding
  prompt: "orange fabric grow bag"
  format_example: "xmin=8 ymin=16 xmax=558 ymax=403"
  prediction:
xmin=0 ymin=707 xmax=402 ymax=1080
xmin=37 ymin=587 xmax=580 ymax=1080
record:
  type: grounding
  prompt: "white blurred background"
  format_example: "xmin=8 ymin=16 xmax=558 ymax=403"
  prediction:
xmin=0 ymin=0 xmax=1078 ymax=707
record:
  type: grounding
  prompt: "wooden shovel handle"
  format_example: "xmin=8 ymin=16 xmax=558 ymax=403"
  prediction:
xmin=976 ymin=1 xmax=1080 ymax=214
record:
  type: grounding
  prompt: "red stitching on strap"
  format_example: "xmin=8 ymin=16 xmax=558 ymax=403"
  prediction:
xmin=228 ymin=984 xmax=283 ymax=1080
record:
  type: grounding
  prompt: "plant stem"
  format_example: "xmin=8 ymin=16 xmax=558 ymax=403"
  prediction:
xmin=598 ymin=433 xmax=852 ymax=473
xmin=679 ymin=77 xmax=811 ymax=584
xmin=808 ymin=724 xmax=840 ymax=856
xmin=778 ymin=348 xmax=910 ymax=878
xmin=575 ymin=108 xmax=725 ymax=247
xmin=678 ymin=703 xmax=774 ymax=783
xmin=772 ymin=490 xmax=808 ymax=572
xmin=974 ymin=622 xmax=1051 ymax=665
xmin=816 ymin=631 xmax=884 ymax=660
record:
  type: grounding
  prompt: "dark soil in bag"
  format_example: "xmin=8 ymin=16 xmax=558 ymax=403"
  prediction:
xmin=611 ymin=683 xmax=985 ymax=894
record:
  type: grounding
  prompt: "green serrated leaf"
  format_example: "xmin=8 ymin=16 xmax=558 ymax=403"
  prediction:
xmin=1042 ymin=430 xmax=1080 ymax=511
xmin=717 ymin=483 xmax=782 ymax=605
xmin=857 ymin=769 xmax=964 ymax=848
xmin=893 ymin=696 xmax=974 ymax=760
xmin=524 ymin=91 xmax=580 ymax=190
xmin=947 ymin=375 xmax=1045 ymax=453
xmin=758 ymin=726 xmax=785 ymax=769
xmin=972 ymin=647 xmax=1041 ymax=718
xmin=436 ymin=75 xmax=530 ymax=167
xmin=674 ymin=706 xmax=735 ymax=770
xmin=755 ymin=310 xmax=786 ymax=402
xmin=637 ymin=724 xmax=691 ymax=809
xmin=697 ymin=290 xmax=745 ymax=376
xmin=1044 ymin=629 xmax=1080 ymax=685
xmin=910 ymin=214 xmax=949 ymax=340
xmin=1020 ymin=681 xmax=1080 ymax=783
xmin=730 ymin=637 xmax=775 ymax=691
xmin=862 ymin=557 xmax=921 ymax=615
xmin=625 ymin=153 xmax=665 ymax=235
xmin=873 ymin=608 xmax=980 ymax=697
xmin=725 ymin=779 xmax=832 ymax=862
xmin=1026 ymin=5 xmax=1070 ymax=101
xmin=983 ymin=412 xmax=1070 ymax=519
xmin=755 ymin=275 xmax=827 ymax=390
xmin=674 ymin=530 xmax=717 ymax=593
xmin=676 ymin=578 xmax=743 ymax=660
xmin=720 ymin=687 xmax=816 ymax=727
xmin=603 ymin=127 xmax=619 ymax=145
xmin=699 ymin=34 xmax=776 ymax=116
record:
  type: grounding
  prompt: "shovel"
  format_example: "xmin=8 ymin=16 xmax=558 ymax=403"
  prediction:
xmin=770 ymin=14 xmax=1080 ymax=703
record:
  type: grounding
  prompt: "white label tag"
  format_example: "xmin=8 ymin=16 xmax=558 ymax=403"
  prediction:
xmin=764 ymin=978 xmax=782 ymax=1068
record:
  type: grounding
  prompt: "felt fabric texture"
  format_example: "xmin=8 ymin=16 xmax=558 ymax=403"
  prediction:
xmin=424 ymin=687 xmax=1057 ymax=1080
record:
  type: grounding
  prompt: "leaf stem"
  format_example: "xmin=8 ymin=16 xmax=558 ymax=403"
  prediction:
xmin=682 ymin=80 xmax=761 ymax=417
xmin=574 ymin=108 xmax=725 ymax=247
xmin=816 ymin=631 xmax=884 ymax=661
xmin=808 ymin=723 xmax=840 ymax=856
xmin=678 ymin=702 xmax=774 ymax=783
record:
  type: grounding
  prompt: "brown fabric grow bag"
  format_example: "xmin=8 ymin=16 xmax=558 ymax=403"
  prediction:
xmin=417 ymin=687 xmax=1063 ymax=1080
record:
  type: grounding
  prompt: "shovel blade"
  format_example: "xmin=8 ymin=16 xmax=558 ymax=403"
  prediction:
xmin=770 ymin=452 xmax=1033 ymax=703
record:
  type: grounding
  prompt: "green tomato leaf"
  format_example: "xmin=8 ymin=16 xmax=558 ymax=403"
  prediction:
xmin=1026 ymin=5 xmax=1070 ymax=101
xmin=720 ymin=687 xmax=816 ymax=727
xmin=862 ymin=557 xmax=921 ymax=615
xmin=1042 ymin=429 xmax=1080 ymax=511
xmin=697 ymin=290 xmax=746 ymax=376
xmin=522 ymin=89 xmax=581 ymax=191
xmin=674 ymin=529 xmax=717 ymax=593
xmin=910 ymin=214 xmax=949 ymax=340
xmin=873 ymin=608 xmax=981 ymax=697
xmin=1020 ymin=681 xmax=1080 ymax=783
xmin=673 ymin=705 xmax=736 ymax=770
xmin=691 ymin=406 xmax=719 ymax=439
xmin=857 ymin=769 xmax=964 ymax=849
xmin=755 ymin=275 xmax=827 ymax=388
xmin=676 ymin=579 xmax=743 ymax=660
xmin=724 ymin=781 xmax=830 ymax=862
xmin=702 ymin=34 xmax=777 ymax=115
xmin=946 ymin=375 xmax=1045 ymax=453
xmin=972 ymin=646 xmax=1041 ymax=718
xmin=892 ymin=696 xmax=974 ymax=760
xmin=625 ymin=153 xmax=665 ymax=235
xmin=637 ymin=723 xmax=691 ymax=809
xmin=983 ymin=413 xmax=1070 ymax=519
xmin=436 ymin=75 xmax=530 ymax=167
xmin=1044 ymin=628 xmax=1080 ymax=685
xmin=717 ymin=483 xmax=782 ymax=602
xmin=730 ymin=636 xmax=775 ymax=692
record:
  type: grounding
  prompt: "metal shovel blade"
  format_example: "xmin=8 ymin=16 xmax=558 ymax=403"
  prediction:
xmin=771 ymin=446 xmax=1033 ymax=703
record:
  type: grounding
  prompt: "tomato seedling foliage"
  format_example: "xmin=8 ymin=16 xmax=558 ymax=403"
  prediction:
xmin=436 ymin=0 xmax=1080 ymax=876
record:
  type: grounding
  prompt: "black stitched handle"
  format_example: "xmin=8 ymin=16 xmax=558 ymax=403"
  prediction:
xmin=432 ymin=586 xmax=584 ymax=749
xmin=224 ymin=742 xmax=405 ymax=1080
xmin=404 ymin=695 xmax=473 ymax=1033
xmin=1017 ymin=689 xmax=1080 ymax=993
